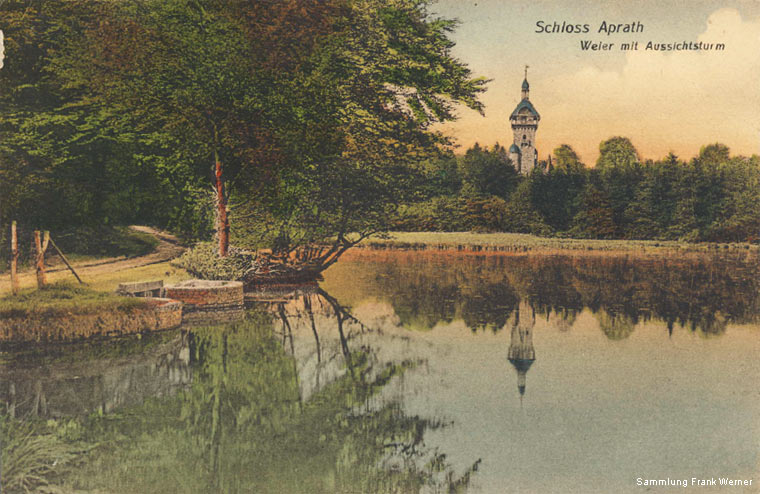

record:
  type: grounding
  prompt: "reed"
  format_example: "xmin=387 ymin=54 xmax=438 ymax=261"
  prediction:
xmin=1 ymin=415 xmax=88 ymax=493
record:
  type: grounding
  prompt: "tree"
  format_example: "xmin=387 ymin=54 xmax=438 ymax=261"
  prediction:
xmin=553 ymin=144 xmax=585 ymax=173
xmin=570 ymin=177 xmax=617 ymax=239
xmin=529 ymin=144 xmax=587 ymax=231
xmin=666 ymin=144 xmax=730 ymax=241
xmin=62 ymin=0 xmax=295 ymax=257
xmin=595 ymin=137 xmax=643 ymax=235
xmin=596 ymin=136 xmax=640 ymax=171
xmin=458 ymin=143 xmax=519 ymax=199
xmin=229 ymin=0 xmax=489 ymax=269
xmin=63 ymin=0 xmax=488 ymax=266
xmin=503 ymin=180 xmax=552 ymax=235
xmin=420 ymin=152 xmax=461 ymax=197
xmin=624 ymin=153 xmax=680 ymax=239
xmin=708 ymin=155 xmax=760 ymax=242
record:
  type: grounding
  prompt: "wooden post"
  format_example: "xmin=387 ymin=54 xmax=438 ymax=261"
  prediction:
xmin=11 ymin=220 xmax=19 ymax=295
xmin=49 ymin=236 xmax=84 ymax=284
xmin=215 ymin=151 xmax=229 ymax=258
xmin=34 ymin=230 xmax=50 ymax=288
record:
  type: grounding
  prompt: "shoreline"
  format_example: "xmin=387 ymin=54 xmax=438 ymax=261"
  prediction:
xmin=358 ymin=232 xmax=758 ymax=254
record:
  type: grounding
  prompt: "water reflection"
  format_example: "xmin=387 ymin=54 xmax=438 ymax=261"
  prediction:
xmin=0 ymin=288 xmax=478 ymax=493
xmin=2 ymin=250 xmax=759 ymax=493
xmin=1 ymin=332 xmax=191 ymax=419
xmin=507 ymin=300 xmax=536 ymax=399
xmin=323 ymin=250 xmax=760 ymax=338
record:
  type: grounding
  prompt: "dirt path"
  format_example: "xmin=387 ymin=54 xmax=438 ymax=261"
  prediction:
xmin=0 ymin=226 xmax=186 ymax=293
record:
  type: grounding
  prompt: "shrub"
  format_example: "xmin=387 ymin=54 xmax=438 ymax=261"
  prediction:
xmin=171 ymin=242 xmax=254 ymax=280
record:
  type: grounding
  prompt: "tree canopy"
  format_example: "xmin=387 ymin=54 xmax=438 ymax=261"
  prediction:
xmin=0 ymin=0 xmax=488 ymax=262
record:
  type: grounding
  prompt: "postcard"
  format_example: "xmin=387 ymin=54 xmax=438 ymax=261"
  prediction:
xmin=0 ymin=1 xmax=758 ymax=493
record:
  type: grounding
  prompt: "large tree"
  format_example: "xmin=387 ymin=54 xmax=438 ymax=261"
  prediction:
xmin=595 ymin=137 xmax=643 ymax=235
xmin=51 ymin=0 xmax=487 ymax=267
xmin=227 ymin=0 xmax=489 ymax=269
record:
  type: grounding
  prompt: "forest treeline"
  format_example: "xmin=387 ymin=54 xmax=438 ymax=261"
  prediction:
xmin=398 ymin=139 xmax=760 ymax=242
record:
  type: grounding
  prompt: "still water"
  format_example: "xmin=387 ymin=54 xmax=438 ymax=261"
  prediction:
xmin=2 ymin=249 xmax=759 ymax=493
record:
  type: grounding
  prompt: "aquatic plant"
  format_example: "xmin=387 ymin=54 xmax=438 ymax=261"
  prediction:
xmin=0 ymin=414 xmax=87 ymax=493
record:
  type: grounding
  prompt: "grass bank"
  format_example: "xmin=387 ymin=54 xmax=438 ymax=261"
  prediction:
xmin=0 ymin=283 xmax=148 ymax=319
xmin=361 ymin=232 xmax=759 ymax=253
xmin=0 ymin=281 xmax=186 ymax=344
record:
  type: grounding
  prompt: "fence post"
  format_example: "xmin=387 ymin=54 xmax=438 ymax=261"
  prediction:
xmin=11 ymin=220 xmax=19 ymax=295
xmin=34 ymin=230 xmax=50 ymax=288
xmin=49 ymin=236 xmax=84 ymax=284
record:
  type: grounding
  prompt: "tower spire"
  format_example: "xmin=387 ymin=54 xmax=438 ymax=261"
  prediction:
xmin=521 ymin=65 xmax=530 ymax=100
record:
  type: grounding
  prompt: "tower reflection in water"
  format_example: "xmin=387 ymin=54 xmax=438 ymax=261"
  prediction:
xmin=507 ymin=300 xmax=536 ymax=403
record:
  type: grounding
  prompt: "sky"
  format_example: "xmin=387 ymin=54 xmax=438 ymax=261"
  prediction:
xmin=430 ymin=0 xmax=760 ymax=164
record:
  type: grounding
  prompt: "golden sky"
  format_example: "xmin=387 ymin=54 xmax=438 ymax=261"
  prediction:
xmin=432 ymin=0 xmax=760 ymax=164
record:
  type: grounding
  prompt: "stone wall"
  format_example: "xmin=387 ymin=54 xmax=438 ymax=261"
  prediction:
xmin=164 ymin=280 xmax=245 ymax=325
xmin=0 ymin=298 xmax=183 ymax=344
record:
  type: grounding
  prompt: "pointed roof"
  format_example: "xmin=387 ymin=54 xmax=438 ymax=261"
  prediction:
xmin=509 ymin=143 xmax=521 ymax=154
xmin=522 ymin=78 xmax=530 ymax=91
xmin=509 ymin=358 xmax=535 ymax=373
xmin=511 ymin=99 xmax=540 ymax=120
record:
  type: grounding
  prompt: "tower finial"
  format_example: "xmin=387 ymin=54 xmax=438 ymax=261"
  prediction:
xmin=521 ymin=66 xmax=530 ymax=98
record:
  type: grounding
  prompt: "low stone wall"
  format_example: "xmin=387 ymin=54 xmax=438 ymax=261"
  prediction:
xmin=163 ymin=280 xmax=245 ymax=326
xmin=0 ymin=298 xmax=183 ymax=344
xmin=164 ymin=280 xmax=244 ymax=311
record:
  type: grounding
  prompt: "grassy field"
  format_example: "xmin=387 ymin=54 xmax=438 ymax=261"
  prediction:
xmin=361 ymin=232 xmax=759 ymax=253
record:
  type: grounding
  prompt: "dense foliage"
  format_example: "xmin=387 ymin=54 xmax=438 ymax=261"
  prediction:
xmin=399 ymin=139 xmax=760 ymax=242
xmin=0 ymin=0 xmax=487 ymax=263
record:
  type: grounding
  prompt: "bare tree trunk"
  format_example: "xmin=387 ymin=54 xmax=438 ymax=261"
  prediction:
xmin=34 ymin=230 xmax=50 ymax=288
xmin=10 ymin=220 xmax=19 ymax=295
xmin=215 ymin=150 xmax=229 ymax=258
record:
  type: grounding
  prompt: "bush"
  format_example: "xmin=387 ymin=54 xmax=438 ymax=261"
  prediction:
xmin=171 ymin=242 xmax=254 ymax=281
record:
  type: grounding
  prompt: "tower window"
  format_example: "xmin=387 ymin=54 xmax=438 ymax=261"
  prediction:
xmin=522 ymin=134 xmax=526 ymax=140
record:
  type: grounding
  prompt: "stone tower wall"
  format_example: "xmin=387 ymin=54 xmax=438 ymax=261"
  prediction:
xmin=512 ymin=122 xmax=538 ymax=174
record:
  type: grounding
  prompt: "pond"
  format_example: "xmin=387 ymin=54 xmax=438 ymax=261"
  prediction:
xmin=1 ymin=249 xmax=759 ymax=493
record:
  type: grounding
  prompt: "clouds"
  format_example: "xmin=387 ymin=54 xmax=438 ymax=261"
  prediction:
xmin=541 ymin=9 xmax=760 ymax=161
xmin=438 ymin=6 xmax=760 ymax=163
